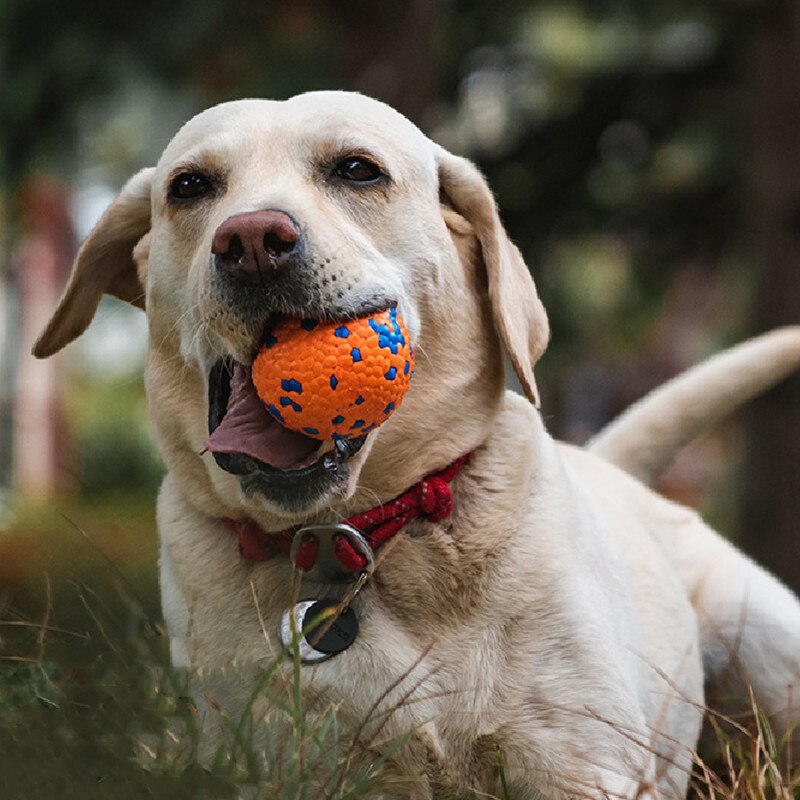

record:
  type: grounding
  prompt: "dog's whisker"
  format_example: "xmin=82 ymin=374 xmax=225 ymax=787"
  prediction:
xmin=349 ymin=482 xmax=383 ymax=513
xmin=154 ymin=300 xmax=202 ymax=352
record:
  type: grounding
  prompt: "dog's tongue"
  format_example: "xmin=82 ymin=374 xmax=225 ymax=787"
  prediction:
xmin=205 ymin=364 xmax=321 ymax=470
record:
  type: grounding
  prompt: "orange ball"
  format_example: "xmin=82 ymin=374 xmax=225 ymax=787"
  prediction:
xmin=252 ymin=308 xmax=414 ymax=440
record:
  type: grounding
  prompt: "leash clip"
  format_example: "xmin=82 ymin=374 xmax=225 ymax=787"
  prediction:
xmin=290 ymin=522 xmax=375 ymax=584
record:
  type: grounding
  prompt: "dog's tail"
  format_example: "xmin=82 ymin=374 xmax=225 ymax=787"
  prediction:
xmin=587 ymin=326 xmax=800 ymax=483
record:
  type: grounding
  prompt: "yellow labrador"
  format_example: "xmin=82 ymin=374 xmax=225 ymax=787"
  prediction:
xmin=34 ymin=91 xmax=800 ymax=798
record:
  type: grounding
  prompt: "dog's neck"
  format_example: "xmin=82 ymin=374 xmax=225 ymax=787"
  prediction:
xmin=221 ymin=453 xmax=470 ymax=575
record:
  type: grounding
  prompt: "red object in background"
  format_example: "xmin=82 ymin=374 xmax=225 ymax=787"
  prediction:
xmin=13 ymin=178 xmax=75 ymax=496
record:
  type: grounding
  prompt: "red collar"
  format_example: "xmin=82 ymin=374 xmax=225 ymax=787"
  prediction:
xmin=222 ymin=453 xmax=470 ymax=572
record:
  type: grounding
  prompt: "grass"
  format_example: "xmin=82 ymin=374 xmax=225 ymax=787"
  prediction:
xmin=691 ymin=704 xmax=799 ymax=800
xmin=1 ymin=498 xmax=798 ymax=799
xmin=0 ymin=498 xmax=419 ymax=798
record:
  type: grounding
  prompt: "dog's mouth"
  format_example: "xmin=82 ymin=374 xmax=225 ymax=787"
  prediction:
xmin=202 ymin=296 xmax=395 ymax=510
xmin=205 ymin=359 xmax=366 ymax=480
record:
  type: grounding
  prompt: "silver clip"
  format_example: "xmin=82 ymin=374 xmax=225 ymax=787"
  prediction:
xmin=290 ymin=522 xmax=375 ymax=584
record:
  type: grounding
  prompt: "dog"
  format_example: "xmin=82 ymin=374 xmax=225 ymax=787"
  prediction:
xmin=33 ymin=91 xmax=800 ymax=798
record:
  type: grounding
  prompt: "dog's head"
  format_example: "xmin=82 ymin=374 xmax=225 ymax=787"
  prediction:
xmin=34 ymin=91 xmax=548 ymax=526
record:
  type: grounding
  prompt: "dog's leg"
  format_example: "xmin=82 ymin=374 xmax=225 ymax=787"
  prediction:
xmin=159 ymin=537 xmax=192 ymax=668
xmin=661 ymin=510 xmax=800 ymax=748
xmin=503 ymin=753 xmax=662 ymax=800
xmin=496 ymin=701 xmax=669 ymax=800
xmin=157 ymin=475 xmax=194 ymax=669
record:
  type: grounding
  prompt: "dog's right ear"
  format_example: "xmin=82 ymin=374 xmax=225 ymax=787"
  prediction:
xmin=32 ymin=167 xmax=154 ymax=359
xmin=435 ymin=146 xmax=549 ymax=407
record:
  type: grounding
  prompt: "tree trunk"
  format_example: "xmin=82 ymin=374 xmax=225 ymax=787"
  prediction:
xmin=741 ymin=0 xmax=800 ymax=593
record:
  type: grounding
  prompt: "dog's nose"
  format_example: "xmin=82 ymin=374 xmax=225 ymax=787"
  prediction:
xmin=212 ymin=210 xmax=302 ymax=282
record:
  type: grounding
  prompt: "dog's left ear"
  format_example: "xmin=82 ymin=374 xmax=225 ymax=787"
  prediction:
xmin=435 ymin=147 xmax=549 ymax=406
xmin=32 ymin=167 xmax=153 ymax=358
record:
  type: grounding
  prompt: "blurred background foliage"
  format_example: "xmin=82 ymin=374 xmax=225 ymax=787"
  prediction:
xmin=2 ymin=0 xmax=800 ymax=793
xmin=0 ymin=0 xmax=799 ymax=736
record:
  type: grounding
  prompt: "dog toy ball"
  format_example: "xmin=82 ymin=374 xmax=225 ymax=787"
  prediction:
xmin=252 ymin=308 xmax=414 ymax=440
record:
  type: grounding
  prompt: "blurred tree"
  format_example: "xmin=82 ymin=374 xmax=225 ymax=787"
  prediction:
xmin=440 ymin=3 xmax=750 ymax=430
xmin=741 ymin=0 xmax=800 ymax=592
xmin=326 ymin=0 xmax=436 ymax=122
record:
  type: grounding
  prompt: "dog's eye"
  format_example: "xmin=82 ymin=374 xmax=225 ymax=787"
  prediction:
xmin=333 ymin=158 xmax=383 ymax=184
xmin=170 ymin=172 xmax=213 ymax=201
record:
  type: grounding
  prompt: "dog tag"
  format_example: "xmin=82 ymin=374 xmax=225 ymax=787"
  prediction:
xmin=290 ymin=522 xmax=375 ymax=584
xmin=278 ymin=598 xmax=359 ymax=663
